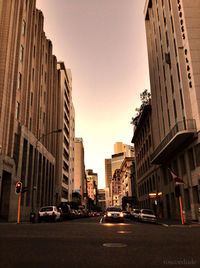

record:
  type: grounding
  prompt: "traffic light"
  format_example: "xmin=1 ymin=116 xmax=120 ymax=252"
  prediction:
xmin=15 ymin=182 xmax=22 ymax=194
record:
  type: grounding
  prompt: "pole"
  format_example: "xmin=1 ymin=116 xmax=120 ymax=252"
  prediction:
xmin=179 ymin=195 xmax=184 ymax=225
xmin=17 ymin=193 xmax=21 ymax=224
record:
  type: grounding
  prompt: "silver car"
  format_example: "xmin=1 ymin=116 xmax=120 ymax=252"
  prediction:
xmin=139 ymin=209 xmax=157 ymax=223
xmin=38 ymin=206 xmax=61 ymax=222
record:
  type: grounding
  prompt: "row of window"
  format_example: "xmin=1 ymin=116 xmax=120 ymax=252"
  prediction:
xmin=138 ymin=175 xmax=156 ymax=197
xmin=137 ymin=157 xmax=151 ymax=179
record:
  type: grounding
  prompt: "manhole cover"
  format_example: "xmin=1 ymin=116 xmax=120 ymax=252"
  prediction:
xmin=102 ymin=243 xmax=127 ymax=248
xmin=117 ymin=231 xmax=132 ymax=234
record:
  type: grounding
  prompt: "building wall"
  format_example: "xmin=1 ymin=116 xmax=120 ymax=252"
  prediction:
xmin=69 ymin=102 xmax=75 ymax=201
xmin=0 ymin=0 xmax=65 ymax=221
xmin=144 ymin=0 xmax=200 ymax=220
xmin=74 ymin=138 xmax=85 ymax=199
xmin=56 ymin=62 xmax=73 ymax=203
xmin=105 ymin=159 xmax=112 ymax=188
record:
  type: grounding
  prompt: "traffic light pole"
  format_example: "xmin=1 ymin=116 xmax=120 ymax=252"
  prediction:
xmin=17 ymin=192 xmax=21 ymax=224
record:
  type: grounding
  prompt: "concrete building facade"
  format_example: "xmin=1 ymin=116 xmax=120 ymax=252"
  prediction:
xmin=74 ymin=138 xmax=85 ymax=202
xmin=144 ymin=0 xmax=200 ymax=220
xmin=56 ymin=63 xmax=74 ymax=203
xmin=86 ymin=169 xmax=98 ymax=203
xmin=0 ymin=0 xmax=75 ymax=222
xmin=0 ymin=0 xmax=60 ymax=221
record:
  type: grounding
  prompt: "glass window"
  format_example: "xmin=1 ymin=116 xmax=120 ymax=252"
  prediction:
xmin=188 ymin=148 xmax=195 ymax=170
xmin=20 ymin=45 xmax=24 ymax=62
xmin=22 ymin=20 xmax=26 ymax=35
xmin=15 ymin=101 xmax=20 ymax=120
xmin=194 ymin=144 xmax=200 ymax=167
xmin=18 ymin=72 xmax=22 ymax=89
xmin=180 ymin=154 xmax=186 ymax=175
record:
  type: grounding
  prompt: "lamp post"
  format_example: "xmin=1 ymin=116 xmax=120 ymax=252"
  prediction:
xmin=31 ymin=128 xmax=62 ymax=218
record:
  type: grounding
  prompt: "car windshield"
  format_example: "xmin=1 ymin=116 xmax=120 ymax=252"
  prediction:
xmin=107 ymin=207 xmax=122 ymax=212
xmin=134 ymin=209 xmax=140 ymax=213
xmin=40 ymin=207 xmax=53 ymax=212
xmin=142 ymin=209 xmax=154 ymax=215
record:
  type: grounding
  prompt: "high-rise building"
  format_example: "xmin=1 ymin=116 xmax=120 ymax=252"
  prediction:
xmin=0 ymin=0 xmax=61 ymax=221
xmin=86 ymin=169 xmax=98 ymax=204
xmin=56 ymin=63 xmax=74 ymax=203
xmin=105 ymin=159 xmax=112 ymax=188
xmin=74 ymin=138 xmax=85 ymax=201
xmin=144 ymin=0 xmax=200 ymax=220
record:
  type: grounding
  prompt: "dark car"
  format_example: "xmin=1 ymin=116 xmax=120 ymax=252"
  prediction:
xmin=58 ymin=202 xmax=72 ymax=220
xmin=104 ymin=206 xmax=124 ymax=222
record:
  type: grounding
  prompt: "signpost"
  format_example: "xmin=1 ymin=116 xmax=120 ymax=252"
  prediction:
xmin=15 ymin=181 xmax=22 ymax=224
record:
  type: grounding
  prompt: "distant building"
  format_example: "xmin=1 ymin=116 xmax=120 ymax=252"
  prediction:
xmin=74 ymin=138 xmax=85 ymax=204
xmin=97 ymin=189 xmax=106 ymax=212
xmin=56 ymin=63 xmax=74 ymax=203
xmin=111 ymin=169 xmax=122 ymax=207
xmin=105 ymin=159 xmax=112 ymax=188
xmin=86 ymin=169 xmax=98 ymax=203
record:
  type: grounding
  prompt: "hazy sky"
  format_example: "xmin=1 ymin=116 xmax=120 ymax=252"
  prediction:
xmin=36 ymin=0 xmax=150 ymax=189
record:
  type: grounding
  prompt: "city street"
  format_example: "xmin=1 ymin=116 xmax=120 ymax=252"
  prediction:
xmin=0 ymin=217 xmax=200 ymax=268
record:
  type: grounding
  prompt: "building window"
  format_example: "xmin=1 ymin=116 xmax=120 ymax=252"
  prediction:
xmin=22 ymin=20 xmax=26 ymax=35
xmin=44 ymin=91 xmax=46 ymax=104
xmin=194 ymin=144 xmax=200 ymax=167
xmin=43 ymin=112 xmax=45 ymax=123
xmin=188 ymin=148 xmax=195 ymax=170
xmin=18 ymin=72 xmax=22 ymax=89
xmin=30 ymin=92 xmax=33 ymax=106
xmin=16 ymin=101 xmax=20 ymax=120
xmin=32 ymin=68 xmax=34 ymax=81
xmin=20 ymin=45 xmax=24 ymax=63
xmin=180 ymin=154 xmax=186 ymax=175
xmin=33 ymin=45 xmax=36 ymax=58
xmin=29 ymin=118 xmax=32 ymax=130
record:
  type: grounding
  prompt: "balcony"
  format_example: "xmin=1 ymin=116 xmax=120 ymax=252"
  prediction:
xmin=150 ymin=119 xmax=197 ymax=164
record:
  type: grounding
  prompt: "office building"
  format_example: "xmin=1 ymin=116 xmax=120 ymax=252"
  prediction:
xmin=144 ymin=0 xmax=200 ymax=220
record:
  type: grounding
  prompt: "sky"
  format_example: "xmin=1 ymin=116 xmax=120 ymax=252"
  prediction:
xmin=36 ymin=0 xmax=150 ymax=189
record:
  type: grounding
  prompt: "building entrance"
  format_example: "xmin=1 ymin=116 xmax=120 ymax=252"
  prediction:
xmin=0 ymin=171 xmax=11 ymax=220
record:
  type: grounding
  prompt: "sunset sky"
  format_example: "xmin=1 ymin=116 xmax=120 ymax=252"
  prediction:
xmin=36 ymin=0 xmax=150 ymax=189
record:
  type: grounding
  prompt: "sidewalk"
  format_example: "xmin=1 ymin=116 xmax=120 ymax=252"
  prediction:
xmin=157 ymin=218 xmax=200 ymax=227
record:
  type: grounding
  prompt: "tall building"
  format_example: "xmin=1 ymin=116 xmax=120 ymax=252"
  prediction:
xmin=74 ymin=138 xmax=85 ymax=201
xmin=56 ymin=63 xmax=74 ymax=203
xmin=144 ymin=0 xmax=200 ymax=220
xmin=69 ymin=102 xmax=75 ymax=201
xmin=105 ymin=159 xmax=112 ymax=188
xmin=114 ymin=142 xmax=135 ymax=157
xmin=132 ymin=104 xmax=159 ymax=213
xmin=86 ymin=169 xmax=98 ymax=203
xmin=0 ymin=0 xmax=61 ymax=221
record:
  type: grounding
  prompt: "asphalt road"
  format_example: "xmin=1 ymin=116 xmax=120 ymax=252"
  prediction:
xmin=0 ymin=217 xmax=200 ymax=268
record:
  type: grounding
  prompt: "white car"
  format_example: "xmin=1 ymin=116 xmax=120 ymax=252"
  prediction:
xmin=38 ymin=206 xmax=61 ymax=222
xmin=104 ymin=207 xmax=124 ymax=222
xmin=139 ymin=209 xmax=157 ymax=223
xmin=130 ymin=208 xmax=140 ymax=220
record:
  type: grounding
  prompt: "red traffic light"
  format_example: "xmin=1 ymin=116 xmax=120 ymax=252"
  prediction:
xmin=15 ymin=181 xmax=22 ymax=194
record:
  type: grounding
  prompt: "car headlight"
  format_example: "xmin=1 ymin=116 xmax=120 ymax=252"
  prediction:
xmin=107 ymin=212 xmax=112 ymax=217
xmin=120 ymin=212 xmax=124 ymax=217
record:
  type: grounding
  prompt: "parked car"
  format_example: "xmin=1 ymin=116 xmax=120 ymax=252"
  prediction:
xmin=104 ymin=206 xmax=124 ymax=222
xmin=139 ymin=209 xmax=157 ymax=223
xmin=58 ymin=202 xmax=71 ymax=220
xmin=38 ymin=206 xmax=61 ymax=222
xmin=122 ymin=211 xmax=131 ymax=219
xmin=130 ymin=208 xmax=140 ymax=220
